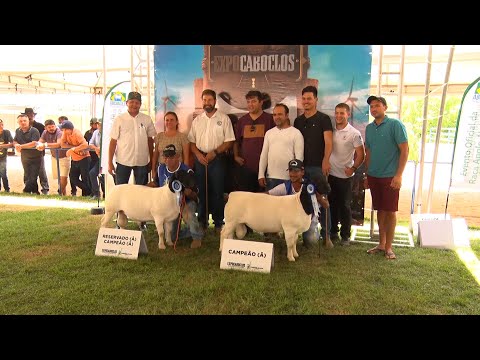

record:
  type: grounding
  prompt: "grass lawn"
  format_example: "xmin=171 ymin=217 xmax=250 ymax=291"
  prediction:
xmin=1 ymin=193 xmax=479 ymax=315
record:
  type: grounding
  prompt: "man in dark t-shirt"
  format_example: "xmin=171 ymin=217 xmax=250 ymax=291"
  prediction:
xmin=13 ymin=114 xmax=42 ymax=194
xmin=0 ymin=119 xmax=14 ymax=192
xmin=293 ymin=86 xmax=333 ymax=247
xmin=23 ymin=107 xmax=49 ymax=194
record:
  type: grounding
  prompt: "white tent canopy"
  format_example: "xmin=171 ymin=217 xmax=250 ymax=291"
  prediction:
xmin=0 ymin=45 xmax=134 ymax=93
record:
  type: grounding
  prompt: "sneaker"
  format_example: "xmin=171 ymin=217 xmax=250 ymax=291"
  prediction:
xmin=90 ymin=195 xmax=100 ymax=200
xmin=139 ymin=222 xmax=147 ymax=231
xmin=340 ymin=238 xmax=351 ymax=246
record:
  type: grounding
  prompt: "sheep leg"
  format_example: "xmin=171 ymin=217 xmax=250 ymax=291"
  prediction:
xmin=293 ymin=234 xmax=299 ymax=258
xmin=235 ymin=224 xmax=247 ymax=239
xmin=116 ymin=211 xmax=128 ymax=229
xmin=284 ymin=231 xmax=297 ymax=262
xmin=154 ymin=216 xmax=166 ymax=250
xmin=219 ymin=222 xmax=236 ymax=252
xmin=101 ymin=210 xmax=115 ymax=228
xmin=165 ymin=221 xmax=174 ymax=246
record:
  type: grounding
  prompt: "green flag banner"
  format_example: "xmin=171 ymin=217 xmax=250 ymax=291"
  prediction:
xmin=451 ymin=76 xmax=480 ymax=189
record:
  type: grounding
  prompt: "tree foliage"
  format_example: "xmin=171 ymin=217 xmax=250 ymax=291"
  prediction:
xmin=401 ymin=96 xmax=462 ymax=162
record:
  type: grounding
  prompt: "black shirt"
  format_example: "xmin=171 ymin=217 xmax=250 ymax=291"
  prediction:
xmin=0 ymin=129 xmax=14 ymax=159
xmin=14 ymin=127 xmax=42 ymax=160
xmin=32 ymin=121 xmax=45 ymax=156
xmin=294 ymin=111 xmax=333 ymax=167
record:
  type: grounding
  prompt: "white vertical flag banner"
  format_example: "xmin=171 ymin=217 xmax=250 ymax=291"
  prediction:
xmin=451 ymin=76 xmax=480 ymax=189
xmin=100 ymin=81 xmax=131 ymax=176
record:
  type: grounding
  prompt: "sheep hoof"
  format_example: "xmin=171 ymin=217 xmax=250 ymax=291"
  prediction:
xmin=158 ymin=244 xmax=166 ymax=250
xmin=166 ymin=240 xmax=174 ymax=246
xmin=288 ymin=256 xmax=296 ymax=262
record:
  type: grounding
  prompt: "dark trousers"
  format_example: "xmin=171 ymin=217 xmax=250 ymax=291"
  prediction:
xmin=38 ymin=155 xmax=49 ymax=193
xmin=115 ymin=162 xmax=149 ymax=185
xmin=235 ymin=165 xmax=260 ymax=192
xmin=70 ymin=157 xmax=92 ymax=196
xmin=194 ymin=155 xmax=226 ymax=229
xmin=21 ymin=156 xmax=41 ymax=194
xmin=0 ymin=157 xmax=9 ymax=191
xmin=305 ymin=166 xmax=331 ymax=239
xmin=89 ymin=160 xmax=105 ymax=197
xmin=328 ymin=174 xmax=353 ymax=239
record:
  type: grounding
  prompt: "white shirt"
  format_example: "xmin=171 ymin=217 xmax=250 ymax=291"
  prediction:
xmin=187 ymin=110 xmax=235 ymax=153
xmin=329 ymin=123 xmax=363 ymax=179
xmin=110 ymin=111 xmax=157 ymax=167
xmin=258 ymin=126 xmax=304 ymax=180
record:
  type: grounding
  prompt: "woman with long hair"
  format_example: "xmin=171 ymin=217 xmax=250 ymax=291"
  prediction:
xmin=151 ymin=111 xmax=190 ymax=182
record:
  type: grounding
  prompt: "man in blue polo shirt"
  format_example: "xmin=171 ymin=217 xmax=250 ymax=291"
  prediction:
xmin=364 ymin=96 xmax=409 ymax=260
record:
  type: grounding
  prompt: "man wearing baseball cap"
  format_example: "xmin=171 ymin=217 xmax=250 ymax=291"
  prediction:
xmin=268 ymin=158 xmax=330 ymax=247
xmin=60 ymin=120 xmax=92 ymax=197
xmin=108 ymin=91 xmax=156 ymax=187
xmin=156 ymin=144 xmax=204 ymax=248
xmin=364 ymin=95 xmax=409 ymax=260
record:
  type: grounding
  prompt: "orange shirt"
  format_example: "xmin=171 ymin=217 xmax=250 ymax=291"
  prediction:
xmin=62 ymin=129 xmax=90 ymax=161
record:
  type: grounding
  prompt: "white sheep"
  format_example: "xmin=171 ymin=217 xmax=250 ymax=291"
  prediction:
xmin=220 ymin=177 xmax=331 ymax=262
xmin=100 ymin=170 xmax=195 ymax=250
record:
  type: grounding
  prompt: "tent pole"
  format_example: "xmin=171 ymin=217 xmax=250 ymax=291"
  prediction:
xmin=426 ymin=45 xmax=455 ymax=212
xmin=415 ymin=45 xmax=432 ymax=214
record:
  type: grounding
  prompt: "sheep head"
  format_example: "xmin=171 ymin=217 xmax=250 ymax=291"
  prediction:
xmin=309 ymin=174 xmax=331 ymax=195
xmin=168 ymin=169 xmax=197 ymax=193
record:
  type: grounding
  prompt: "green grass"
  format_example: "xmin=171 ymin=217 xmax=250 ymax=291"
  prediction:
xmin=1 ymin=203 xmax=480 ymax=315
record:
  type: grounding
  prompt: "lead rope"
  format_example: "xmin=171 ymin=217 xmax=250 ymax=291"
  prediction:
xmin=174 ymin=193 xmax=186 ymax=252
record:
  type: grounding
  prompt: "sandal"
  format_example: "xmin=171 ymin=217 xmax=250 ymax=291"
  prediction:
xmin=385 ymin=251 xmax=397 ymax=260
xmin=367 ymin=246 xmax=385 ymax=254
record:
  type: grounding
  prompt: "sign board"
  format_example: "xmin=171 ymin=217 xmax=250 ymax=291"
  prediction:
xmin=410 ymin=213 xmax=451 ymax=237
xmin=95 ymin=228 xmax=148 ymax=260
xmin=220 ymin=238 xmax=274 ymax=274
xmin=418 ymin=218 xmax=470 ymax=249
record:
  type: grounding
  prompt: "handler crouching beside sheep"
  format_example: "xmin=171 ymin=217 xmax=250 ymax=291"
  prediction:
xmin=220 ymin=159 xmax=331 ymax=262
xmin=154 ymin=144 xmax=204 ymax=249
xmin=100 ymin=169 xmax=196 ymax=250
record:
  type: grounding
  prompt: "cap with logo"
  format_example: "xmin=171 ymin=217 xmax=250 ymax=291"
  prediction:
xmin=163 ymin=144 xmax=177 ymax=157
xmin=90 ymin=117 xmax=99 ymax=125
xmin=127 ymin=91 xmax=142 ymax=102
xmin=366 ymin=95 xmax=387 ymax=106
xmin=287 ymin=159 xmax=304 ymax=171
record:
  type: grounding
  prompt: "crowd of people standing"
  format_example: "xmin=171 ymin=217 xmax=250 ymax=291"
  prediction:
xmin=0 ymin=87 xmax=408 ymax=259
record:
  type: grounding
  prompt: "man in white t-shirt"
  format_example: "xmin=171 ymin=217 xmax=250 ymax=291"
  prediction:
xmin=258 ymin=103 xmax=304 ymax=191
xmin=328 ymin=103 xmax=365 ymax=246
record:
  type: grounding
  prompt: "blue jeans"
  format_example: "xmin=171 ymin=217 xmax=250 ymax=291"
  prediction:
xmin=115 ymin=162 xmax=149 ymax=185
xmin=168 ymin=200 xmax=204 ymax=241
xmin=0 ymin=157 xmax=9 ymax=192
xmin=194 ymin=155 xmax=225 ymax=228
xmin=304 ymin=166 xmax=331 ymax=244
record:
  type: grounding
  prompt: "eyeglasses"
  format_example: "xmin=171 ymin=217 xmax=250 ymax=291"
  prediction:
xmin=250 ymin=124 xmax=256 ymax=132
